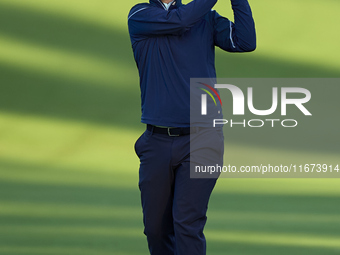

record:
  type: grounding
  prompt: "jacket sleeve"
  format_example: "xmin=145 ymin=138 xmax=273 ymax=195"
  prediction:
xmin=128 ymin=0 xmax=217 ymax=38
xmin=213 ymin=0 xmax=256 ymax=52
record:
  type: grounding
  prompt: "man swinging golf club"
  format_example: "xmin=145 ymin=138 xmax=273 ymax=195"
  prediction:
xmin=128 ymin=0 xmax=256 ymax=254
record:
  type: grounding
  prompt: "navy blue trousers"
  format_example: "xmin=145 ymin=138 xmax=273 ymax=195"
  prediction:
xmin=135 ymin=127 xmax=224 ymax=255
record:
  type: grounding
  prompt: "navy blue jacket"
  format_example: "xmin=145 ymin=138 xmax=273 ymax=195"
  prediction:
xmin=128 ymin=0 xmax=256 ymax=127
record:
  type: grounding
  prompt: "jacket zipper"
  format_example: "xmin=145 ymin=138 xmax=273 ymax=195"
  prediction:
xmin=157 ymin=0 xmax=167 ymax=11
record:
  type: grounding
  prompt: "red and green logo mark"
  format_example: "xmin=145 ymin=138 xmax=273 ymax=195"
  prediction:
xmin=198 ymin=82 xmax=223 ymax=107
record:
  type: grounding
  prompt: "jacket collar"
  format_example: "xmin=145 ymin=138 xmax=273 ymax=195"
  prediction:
xmin=150 ymin=0 xmax=182 ymax=10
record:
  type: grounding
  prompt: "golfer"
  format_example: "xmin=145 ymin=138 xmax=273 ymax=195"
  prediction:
xmin=128 ymin=0 xmax=256 ymax=254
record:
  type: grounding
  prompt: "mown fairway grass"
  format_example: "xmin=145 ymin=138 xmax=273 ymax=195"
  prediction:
xmin=0 ymin=0 xmax=339 ymax=254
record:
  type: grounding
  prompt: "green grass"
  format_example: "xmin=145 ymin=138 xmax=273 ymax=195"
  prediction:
xmin=0 ymin=0 xmax=340 ymax=254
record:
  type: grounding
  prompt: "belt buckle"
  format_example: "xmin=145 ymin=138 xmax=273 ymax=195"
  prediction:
xmin=168 ymin=128 xmax=179 ymax=137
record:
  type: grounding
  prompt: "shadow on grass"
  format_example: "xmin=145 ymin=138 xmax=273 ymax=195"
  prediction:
xmin=1 ymin=179 xmax=340 ymax=255
xmin=0 ymin=63 xmax=142 ymax=131
xmin=215 ymin=52 xmax=340 ymax=78
xmin=207 ymin=241 xmax=340 ymax=255
xmin=0 ymin=3 xmax=133 ymax=68
xmin=1 ymin=159 xmax=340 ymax=254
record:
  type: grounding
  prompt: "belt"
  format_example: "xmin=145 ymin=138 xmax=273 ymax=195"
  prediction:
xmin=147 ymin=124 xmax=192 ymax=136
